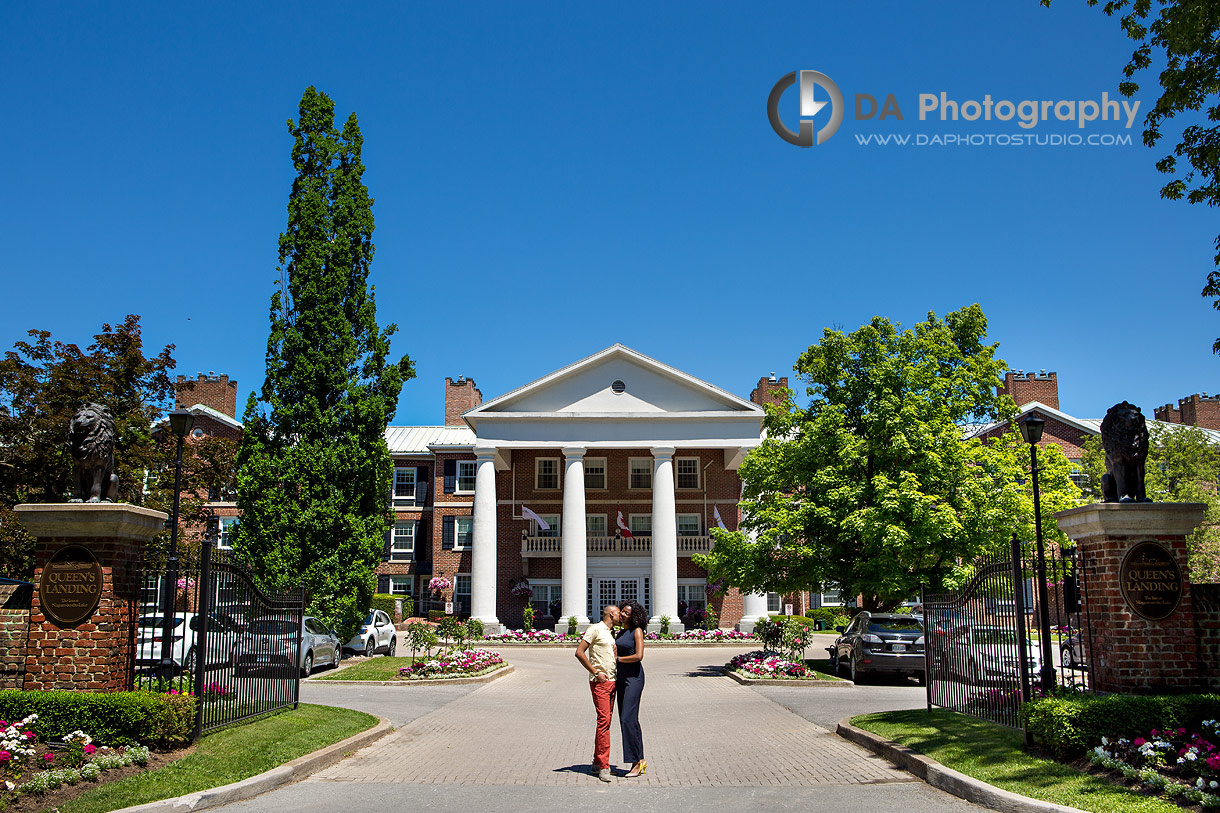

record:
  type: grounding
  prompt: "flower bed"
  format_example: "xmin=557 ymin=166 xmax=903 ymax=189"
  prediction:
xmin=1088 ymin=720 xmax=1220 ymax=808
xmin=0 ymin=714 xmax=153 ymax=807
xmin=726 ymin=650 xmax=812 ymax=679
xmin=482 ymin=629 xmax=571 ymax=642
xmin=398 ymin=649 xmax=506 ymax=680
xmin=647 ymin=629 xmax=753 ymax=642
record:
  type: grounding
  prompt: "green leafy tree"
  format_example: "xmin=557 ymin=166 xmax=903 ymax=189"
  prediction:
xmin=1046 ymin=0 xmax=1220 ymax=349
xmin=695 ymin=306 xmax=1082 ymax=611
xmin=234 ymin=87 xmax=413 ymax=640
xmin=1080 ymin=423 xmax=1220 ymax=579
xmin=0 ymin=316 xmax=195 ymax=578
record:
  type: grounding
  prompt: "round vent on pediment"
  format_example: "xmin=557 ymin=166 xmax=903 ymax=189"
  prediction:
xmin=611 ymin=379 xmax=626 ymax=394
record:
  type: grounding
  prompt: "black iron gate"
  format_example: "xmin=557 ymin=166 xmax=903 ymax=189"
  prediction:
xmin=133 ymin=543 xmax=305 ymax=739
xmin=922 ymin=536 xmax=1094 ymax=729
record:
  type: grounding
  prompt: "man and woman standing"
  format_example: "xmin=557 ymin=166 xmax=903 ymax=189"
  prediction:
xmin=574 ymin=600 xmax=648 ymax=781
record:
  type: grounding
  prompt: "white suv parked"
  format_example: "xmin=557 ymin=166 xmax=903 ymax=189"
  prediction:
xmin=344 ymin=609 xmax=397 ymax=656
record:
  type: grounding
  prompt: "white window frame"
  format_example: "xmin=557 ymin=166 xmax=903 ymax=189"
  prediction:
xmin=676 ymin=513 xmax=701 ymax=537
xmin=586 ymin=514 xmax=607 ymax=537
xmin=678 ymin=580 xmax=708 ymax=611
xmin=534 ymin=514 xmax=560 ymax=538
xmin=529 ymin=579 xmax=561 ymax=614
xmin=584 ymin=457 xmax=607 ymax=489
xmin=217 ymin=517 xmax=239 ymax=550
xmin=455 ymin=573 xmax=471 ymax=597
xmin=455 ymin=460 xmax=477 ymax=494
xmin=818 ymin=590 xmax=844 ymax=607
xmin=629 ymin=514 xmax=652 ymax=535
xmin=393 ymin=467 xmax=417 ymax=505
xmin=676 ymin=457 xmax=700 ymax=490
xmin=453 ymin=516 xmax=474 ymax=550
xmin=629 ymin=457 xmax=652 ymax=490
xmin=391 ymin=520 xmax=416 ymax=561
xmin=536 ymin=457 xmax=560 ymax=490
xmin=387 ymin=576 xmax=413 ymax=596
xmin=767 ymin=592 xmax=781 ymax=614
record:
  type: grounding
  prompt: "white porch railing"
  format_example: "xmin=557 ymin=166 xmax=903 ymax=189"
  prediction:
xmin=520 ymin=535 xmax=714 ymax=557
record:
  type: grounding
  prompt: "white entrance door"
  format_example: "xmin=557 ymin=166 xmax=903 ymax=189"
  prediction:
xmin=591 ymin=577 xmax=649 ymax=618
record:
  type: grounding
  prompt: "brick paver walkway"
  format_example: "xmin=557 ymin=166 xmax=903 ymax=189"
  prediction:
xmin=310 ymin=647 xmax=915 ymax=788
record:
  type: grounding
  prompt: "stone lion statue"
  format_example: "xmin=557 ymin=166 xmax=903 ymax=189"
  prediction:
xmin=1100 ymin=401 xmax=1150 ymax=503
xmin=68 ymin=403 xmax=119 ymax=503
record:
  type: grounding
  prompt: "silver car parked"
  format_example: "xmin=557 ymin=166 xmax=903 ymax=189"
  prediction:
xmin=233 ymin=615 xmax=342 ymax=677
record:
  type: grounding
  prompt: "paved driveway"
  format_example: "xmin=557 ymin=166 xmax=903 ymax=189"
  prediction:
xmin=220 ymin=646 xmax=984 ymax=812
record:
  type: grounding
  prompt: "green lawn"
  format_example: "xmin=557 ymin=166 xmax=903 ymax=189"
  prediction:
xmin=55 ymin=704 xmax=377 ymax=813
xmin=314 ymin=656 xmax=419 ymax=680
xmin=851 ymin=709 xmax=1180 ymax=813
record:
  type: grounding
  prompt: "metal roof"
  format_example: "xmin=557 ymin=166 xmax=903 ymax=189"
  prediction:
xmin=384 ymin=425 xmax=476 ymax=454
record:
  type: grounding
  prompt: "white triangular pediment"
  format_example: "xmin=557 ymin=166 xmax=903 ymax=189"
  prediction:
xmin=469 ymin=345 xmax=761 ymax=417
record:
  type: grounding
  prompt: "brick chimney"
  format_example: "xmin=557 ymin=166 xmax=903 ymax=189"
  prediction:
xmin=176 ymin=372 xmax=238 ymax=418
xmin=445 ymin=376 xmax=482 ymax=426
xmin=1159 ymin=393 xmax=1220 ymax=431
xmin=997 ymin=370 xmax=1058 ymax=410
xmin=749 ymin=373 xmax=789 ymax=407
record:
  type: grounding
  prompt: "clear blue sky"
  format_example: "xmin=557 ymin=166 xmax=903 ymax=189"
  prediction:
xmin=2 ymin=2 xmax=1215 ymax=425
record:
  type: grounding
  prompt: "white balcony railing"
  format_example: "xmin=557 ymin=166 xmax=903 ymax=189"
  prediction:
xmin=520 ymin=535 xmax=714 ymax=557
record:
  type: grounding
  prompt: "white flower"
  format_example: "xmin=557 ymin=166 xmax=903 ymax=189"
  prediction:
xmin=1101 ymin=736 xmax=1110 ymax=745
xmin=1211 ymin=781 xmax=1218 ymax=790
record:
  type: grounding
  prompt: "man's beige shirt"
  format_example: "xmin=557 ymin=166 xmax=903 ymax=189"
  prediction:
xmin=581 ymin=621 xmax=617 ymax=682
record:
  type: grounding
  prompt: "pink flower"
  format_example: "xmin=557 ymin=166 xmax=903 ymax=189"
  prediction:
xmin=1180 ymin=727 xmax=1188 ymax=735
xmin=42 ymin=753 xmax=54 ymax=762
xmin=23 ymin=731 xmax=34 ymax=740
xmin=84 ymin=744 xmax=97 ymax=755
xmin=1134 ymin=738 xmax=1147 ymax=746
xmin=1152 ymin=729 xmax=1160 ymax=736
xmin=0 ymin=751 xmax=10 ymax=763
xmin=1208 ymin=754 xmax=1220 ymax=771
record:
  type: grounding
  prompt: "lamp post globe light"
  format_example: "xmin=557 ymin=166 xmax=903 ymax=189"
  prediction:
xmin=1019 ymin=416 xmax=1057 ymax=691
xmin=159 ymin=408 xmax=195 ymax=679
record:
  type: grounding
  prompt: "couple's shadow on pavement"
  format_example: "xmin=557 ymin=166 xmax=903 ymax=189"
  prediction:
xmin=553 ymin=764 xmax=623 ymax=777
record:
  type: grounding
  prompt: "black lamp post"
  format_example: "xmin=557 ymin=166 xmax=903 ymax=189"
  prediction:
xmin=159 ymin=408 xmax=195 ymax=680
xmin=1019 ymin=415 xmax=1057 ymax=691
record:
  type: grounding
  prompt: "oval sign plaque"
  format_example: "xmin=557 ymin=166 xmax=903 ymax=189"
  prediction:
xmin=1119 ymin=541 xmax=1184 ymax=621
xmin=38 ymin=544 xmax=104 ymax=626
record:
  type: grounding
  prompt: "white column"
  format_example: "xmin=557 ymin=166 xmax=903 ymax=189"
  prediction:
xmin=738 ymin=592 xmax=770 ymax=634
xmin=649 ymin=446 xmax=682 ymax=632
xmin=559 ymin=446 xmax=591 ymax=628
xmin=470 ymin=448 xmax=501 ymax=633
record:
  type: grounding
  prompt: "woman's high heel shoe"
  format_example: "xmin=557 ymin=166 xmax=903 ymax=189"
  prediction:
xmin=626 ymin=760 xmax=646 ymax=777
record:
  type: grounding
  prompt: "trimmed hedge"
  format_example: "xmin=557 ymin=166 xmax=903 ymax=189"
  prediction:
xmin=1022 ymin=693 xmax=1220 ymax=759
xmin=0 ymin=689 xmax=195 ymax=746
xmin=370 ymin=593 xmax=413 ymax=621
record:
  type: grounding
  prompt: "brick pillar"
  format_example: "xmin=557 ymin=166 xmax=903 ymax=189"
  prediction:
xmin=14 ymin=504 xmax=167 ymax=692
xmin=1056 ymin=502 xmax=1206 ymax=694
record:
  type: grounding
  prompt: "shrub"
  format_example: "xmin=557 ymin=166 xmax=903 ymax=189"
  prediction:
xmin=0 ymin=690 xmax=195 ymax=746
xmin=522 ymin=605 xmax=535 ymax=633
xmin=428 ymin=610 xmax=445 ymax=622
xmin=1023 ymin=693 xmax=1220 ymax=758
xmin=466 ymin=618 xmax=484 ymax=639
xmin=567 ymin=616 xmax=577 ymax=636
xmin=370 ymin=593 xmax=413 ymax=621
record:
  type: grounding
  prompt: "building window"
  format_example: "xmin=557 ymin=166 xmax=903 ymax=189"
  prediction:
xmin=1068 ymin=459 xmax=1090 ymax=490
xmin=530 ymin=580 xmax=562 ymax=617
xmin=393 ymin=467 xmax=417 ymax=505
xmin=387 ymin=576 xmax=413 ymax=596
xmin=584 ymin=458 xmax=606 ymax=489
xmin=678 ymin=581 xmax=707 ymax=612
xmin=767 ymin=592 xmax=781 ymax=614
xmin=391 ymin=521 xmax=415 ymax=560
xmin=217 ymin=517 xmax=239 ymax=550
xmin=454 ymin=517 xmax=474 ymax=549
xmin=629 ymin=514 xmax=652 ymax=536
xmin=629 ymin=458 xmax=652 ymax=490
xmin=818 ymin=590 xmax=844 ymax=607
xmin=676 ymin=457 xmax=700 ymax=489
xmin=536 ymin=458 xmax=560 ymax=490
xmin=534 ymin=514 xmax=560 ymax=538
xmin=456 ymin=461 xmax=477 ymax=493
xmin=586 ymin=514 xmax=607 ymax=537
xmin=677 ymin=514 xmax=701 ymax=536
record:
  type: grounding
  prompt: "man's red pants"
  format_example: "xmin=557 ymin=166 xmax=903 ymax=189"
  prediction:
xmin=590 ymin=679 xmax=617 ymax=769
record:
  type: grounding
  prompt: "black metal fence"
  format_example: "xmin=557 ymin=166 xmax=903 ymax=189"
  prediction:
xmin=133 ymin=544 xmax=305 ymax=739
xmin=923 ymin=536 xmax=1094 ymax=729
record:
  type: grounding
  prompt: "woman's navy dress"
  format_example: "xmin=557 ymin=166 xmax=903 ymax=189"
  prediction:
xmin=616 ymin=627 xmax=645 ymax=764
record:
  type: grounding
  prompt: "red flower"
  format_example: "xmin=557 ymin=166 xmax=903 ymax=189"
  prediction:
xmin=84 ymin=744 xmax=97 ymax=755
xmin=42 ymin=753 xmax=54 ymax=762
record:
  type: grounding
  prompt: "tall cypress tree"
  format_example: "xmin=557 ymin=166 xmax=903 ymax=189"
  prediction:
xmin=235 ymin=87 xmax=413 ymax=636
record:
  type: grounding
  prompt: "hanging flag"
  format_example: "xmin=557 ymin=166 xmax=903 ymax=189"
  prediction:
xmin=616 ymin=509 xmax=634 ymax=538
xmin=713 ymin=506 xmax=727 ymax=530
xmin=522 ymin=506 xmax=550 ymax=532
